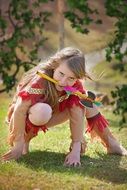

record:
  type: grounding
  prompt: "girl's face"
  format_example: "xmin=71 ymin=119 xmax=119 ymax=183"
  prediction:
xmin=53 ymin=61 xmax=77 ymax=91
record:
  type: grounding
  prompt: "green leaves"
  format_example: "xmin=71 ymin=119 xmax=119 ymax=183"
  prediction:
xmin=0 ymin=0 xmax=127 ymax=93
xmin=0 ymin=17 xmax=7 ymax=30
xmin=65 ymin=0 xmax=127 ymax=62
xmin=105 ymin=0 xmax=127 ymax=62
xmin=0 ymin=0 xmax=51 ymax=92
xmin=111 ymin=85 xmax=127 ymax=125
xmin=65 ymin=0 xmax=102 ymax=34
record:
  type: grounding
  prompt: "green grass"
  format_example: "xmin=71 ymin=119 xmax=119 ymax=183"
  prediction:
xmin=0 ymin=96 xmax=127 ymax=190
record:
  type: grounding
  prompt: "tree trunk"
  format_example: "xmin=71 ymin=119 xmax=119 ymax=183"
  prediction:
xmin=57 ymin=0 xmax=65 ymax=50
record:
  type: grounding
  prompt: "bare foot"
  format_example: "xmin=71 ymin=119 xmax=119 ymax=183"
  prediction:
xmin=107 ymin=136 xmax=127 ymax=156
xmin=108 ymin=145 xmax=127 ymax=156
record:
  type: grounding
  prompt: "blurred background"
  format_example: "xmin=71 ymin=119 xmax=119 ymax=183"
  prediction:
xmin=0 ymin=2 xmax=127 ymax=189
xmin=0 ymin=0 xmax=127 ymax=124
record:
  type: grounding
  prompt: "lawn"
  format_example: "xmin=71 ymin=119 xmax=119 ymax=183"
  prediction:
xmin=0 ymin=95 xmax=127 ymax=190
xmin=0 ymin=1 xmax=126 ymax=188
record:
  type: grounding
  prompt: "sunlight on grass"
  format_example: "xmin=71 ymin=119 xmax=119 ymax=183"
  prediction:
xmin=0 ymin=96 xmax=127 ymax=190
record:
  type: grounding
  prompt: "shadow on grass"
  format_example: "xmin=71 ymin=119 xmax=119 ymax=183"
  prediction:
xmin=19 ymin=150 xmax=127 ymax=185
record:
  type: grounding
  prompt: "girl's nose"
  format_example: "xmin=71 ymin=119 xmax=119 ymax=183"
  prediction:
xmin=59 ymin=77 xmax=68 ymax=86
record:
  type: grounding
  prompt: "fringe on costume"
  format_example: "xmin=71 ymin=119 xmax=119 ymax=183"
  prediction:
xmin=86 ymin=113 xmax=127 ymax=155
xmin=86 ymin=112 xmax=109 ymax=142
xmin=25 ymin=117 xmax=48 ymax=136
xmin=7 ymin=117 xmax=47 ymax=147
xmin=86 ymin=112 xmax=109 ymax=133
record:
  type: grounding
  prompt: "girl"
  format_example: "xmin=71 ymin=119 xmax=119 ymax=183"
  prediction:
xmin=2 ymin=47 xmax=127 ymax=166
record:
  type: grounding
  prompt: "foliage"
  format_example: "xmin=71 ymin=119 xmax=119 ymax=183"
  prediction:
xmin=0 ymin=0 xmax=127 ymax=93
xmin=0 ymin=0 xmax=52 ymax=92
xmin=111 ymin=84 xmax=127 ymax=126
xmin=104 ymin=0 xmax=127 ymax=125
xmin=65 ymin=0 xmax=127 ymax=64
xmin=65 ymin=0 xmax=102 ymax=34
xmin=105 ymin=0 xmax=127 ymax=64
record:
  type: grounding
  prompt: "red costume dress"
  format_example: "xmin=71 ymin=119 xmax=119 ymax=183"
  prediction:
xmin=17 ymin=75 xmax=108 ymax=137
xmin=7 ymin=74 xmax=127 ymax=157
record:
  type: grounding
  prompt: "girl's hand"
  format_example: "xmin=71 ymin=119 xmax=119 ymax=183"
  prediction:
xmin=64 ymin=151 xmax=81 ymax=167
xmin=2 ymin=140 xmax=24 ymax=161
xmin=64 ymin=142 xmax=81 ymax=167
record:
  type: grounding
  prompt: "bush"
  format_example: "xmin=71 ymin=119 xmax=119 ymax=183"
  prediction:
xmin=111 ymin=84 xmax=127 ymax=127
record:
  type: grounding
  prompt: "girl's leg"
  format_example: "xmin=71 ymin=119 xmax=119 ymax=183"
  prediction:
xmin=68 ymin=105 xmax=86 ymax=156
xmin=23 ymin=103 xmax=70 ymax=151
xmin=47 ymin=105 xmax=87 ymax=166
xmin=23 ymin=103 xmax=53 ymax=154
xmin=24 ymin=105 xmax=86 ymax=166
xmin=22 ymin=105 xmax=70 ymax=155
xmin=64 ymin=105 xmax=87 ymax=166
xmin=2 ymin=98 xmax=32 ymax=161
xmin=46 ymin=107 xmax=70 ymax=128
xmin=23 ymin=131 xmax=36 ymax=155
xmin=85 ymin=105 xmax=127 ymax=155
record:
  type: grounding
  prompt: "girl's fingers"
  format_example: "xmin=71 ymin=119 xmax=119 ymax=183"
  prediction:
xmin=64 ymin=160 xmax=81 ymax=167
xmin=2 ymin=149 xmax=22 ymax=161
xmin=2 ymin=151 xmax=12 ymax=158
xmin=2 ymin=152 xmax=15 ymax=160
xmin=74 ymin=162 xmax=81 ymax=167
xmin=64 ymin=155 xmax=81 ymax=167
xmin=2 ymin=154 xmax=14 ymax=161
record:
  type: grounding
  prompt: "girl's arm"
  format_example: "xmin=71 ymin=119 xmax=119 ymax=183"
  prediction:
xmin=64 ymin=105 xmax=86 ymax=166
xmin=11 ymin=97 xmax=31 ymax=141
xmin=2 ymin=97 xmax=32 ymax=161
xmin=3 ymin=76 xmax=44 ymax=161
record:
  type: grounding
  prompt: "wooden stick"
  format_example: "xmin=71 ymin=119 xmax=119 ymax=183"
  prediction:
xmin=37 ymin=71 xmax=93 ymax=102
xmin=37 ymin=71 xmax=58 ymax=84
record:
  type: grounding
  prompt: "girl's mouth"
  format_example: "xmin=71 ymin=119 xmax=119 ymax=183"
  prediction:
xmin=55 ymin=85 xmax=65 ymax=91
xmin=58 ymin=85 xmax=64 ymax=89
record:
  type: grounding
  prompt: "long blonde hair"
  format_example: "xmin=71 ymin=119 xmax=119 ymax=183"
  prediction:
xmin=19 ymin=47 xmax=91 ymax=107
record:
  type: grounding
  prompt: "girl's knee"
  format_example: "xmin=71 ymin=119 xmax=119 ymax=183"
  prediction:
xmin=28 ymin=103 xmax=52 ymax=126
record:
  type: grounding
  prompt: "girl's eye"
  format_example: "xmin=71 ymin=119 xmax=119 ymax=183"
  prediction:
xmin=59 ymin=72 xmax=64 ymax=76
xmin=68 ymin=77 xmax=75 ymax=82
